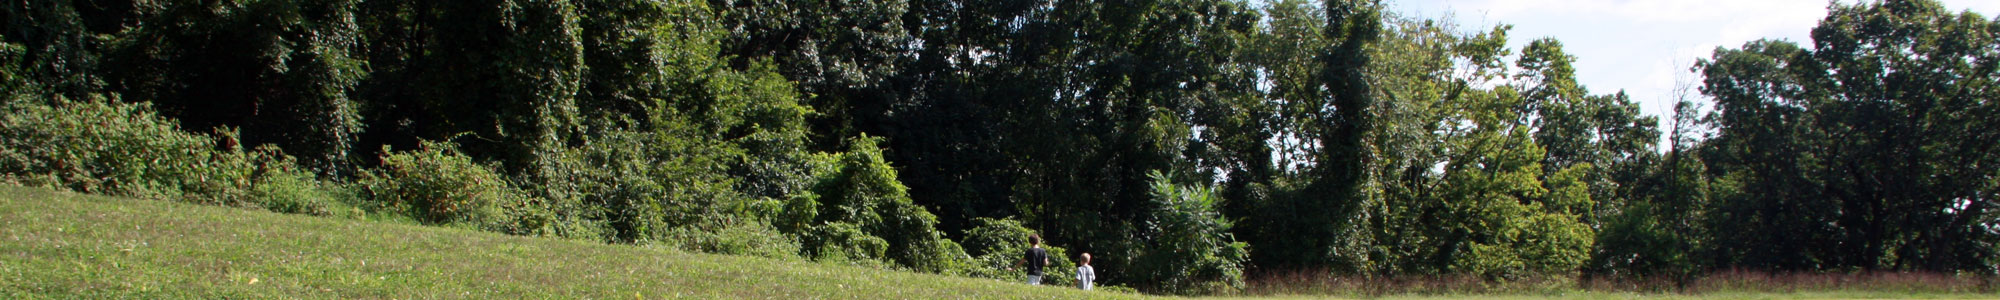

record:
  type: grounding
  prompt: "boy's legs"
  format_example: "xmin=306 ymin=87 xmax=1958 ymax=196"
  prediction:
xmin=1027 ymin=275 xmax=1041 ymax=285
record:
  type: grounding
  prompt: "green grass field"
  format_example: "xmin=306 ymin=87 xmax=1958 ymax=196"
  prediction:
xmin=3 ymin=185 xmax=1996 ymax=299
xmin=0 ymin=186 xmax=1134 ymax=299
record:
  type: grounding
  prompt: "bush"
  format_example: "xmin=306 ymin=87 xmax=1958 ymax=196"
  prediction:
xmin=0 ymin=96 xmax=338 ymax=215
xmin=802 ymin=222 xmax=892 ymax=264
xmin=358 ymin=141 xmax=541 ymax=232
xmin=793 ymin=135 xmax=971 ymax=273
xmin=664 ymin=218 xmax=803 ymax=260
xmin=1127 ymin=170 xmax=1250 ymax=295
xmin=1586 ymin=202 xmax=1694 ymax=281
xmin=243 ymin=155 xmax=343 ymax=216
xmin=533 ymin=129 xmax=800 ymax=257
xmin=961 ymin=217 xmax=1078 ymax=286
xmin=1448 ymin=174 xmax=1594 ymax=280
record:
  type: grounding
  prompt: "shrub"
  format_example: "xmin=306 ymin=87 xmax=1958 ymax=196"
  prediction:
xmin=794 ymin=135 xmax=971 ymax=273
xmin=241 ymin=152 xmax=343 ymax=216
xmin=358 ymin=141 xmax=535 ymax=230
xmin=664 ymin=218 xmax=803 ymax=260
xmin=1449 ymin=199 xmax=1593 ymax=280
xmin=533 ymin=129 xmax=799 ymax=257
xmin=960 ymin=217 xmax=1078 ymax=286
xmin=961 ymin=217 xmax=1032 ymax=259
xmin=0 ymin=96 xmax=338 ymax=215
xmin=802 ymin=222 xmax=892 ymax=264
xmin=1127 ymin=170 xmax=1250 ymax=295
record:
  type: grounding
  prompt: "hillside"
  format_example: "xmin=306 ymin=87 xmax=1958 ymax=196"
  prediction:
xmin=0 ymin=186 xmax=1135 ymax=299
xmin=10 ymin=185 xmax=2000 ymax=300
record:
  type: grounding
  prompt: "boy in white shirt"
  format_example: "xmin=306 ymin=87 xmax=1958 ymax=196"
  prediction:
xmin=1076 ymin=253 xmax=1095 ymax=290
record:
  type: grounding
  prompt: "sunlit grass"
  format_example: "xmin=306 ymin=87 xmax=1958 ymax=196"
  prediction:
xmin=0 ymin=185 xmax=1136 ymax=299
xmin=6 ymin=184 xmax=1996 ymax=299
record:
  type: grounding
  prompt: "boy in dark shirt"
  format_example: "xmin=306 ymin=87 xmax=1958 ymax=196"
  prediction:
xmin=1010 ymin=234 xmax=1049 ymax=285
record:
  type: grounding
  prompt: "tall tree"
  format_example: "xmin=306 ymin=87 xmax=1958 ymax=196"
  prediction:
xmin=866 ymin=0 xmax=1266 ymax=290
xmin=1229 ymin=0 xmax=1383 ymax=272
xmin=710 ymin=0 xmax=912 ymax=151
xmin=1585 ymin=89 xmax=1714 ymax=279
xmin=1699 ymin=0 xmax=2000 ymax=272
xmin=1515 ymin=38 xmax=1659 ymax=226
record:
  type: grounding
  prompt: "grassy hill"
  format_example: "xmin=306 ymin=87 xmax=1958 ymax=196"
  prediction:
xmin=7 ymin=185 xmax=1997 ymax=300
xmin=0 ymin=185 xmax=1137 ymax=299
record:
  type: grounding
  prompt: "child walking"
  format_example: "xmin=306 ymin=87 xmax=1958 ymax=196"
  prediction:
xmin=1010 ymin=234 xmax=1049 ymax=285
xmin=1076 ymin=253 xmax=1095 ymax=290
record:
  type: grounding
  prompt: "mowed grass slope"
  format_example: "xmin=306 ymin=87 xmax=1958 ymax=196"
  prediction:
xmin=0 ymin=186 xmax=1137 ymax=299
xmin=8 ymin=184 xmax=1997 ymax=300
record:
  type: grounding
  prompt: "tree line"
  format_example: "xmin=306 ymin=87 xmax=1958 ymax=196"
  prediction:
xmin=2 ymin=0 xmax=1995 ymax=294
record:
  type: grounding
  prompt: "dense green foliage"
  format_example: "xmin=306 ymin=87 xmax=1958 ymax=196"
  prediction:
xmin=4 ymin=0 xmax=1998 ymax=295
xmin=1694 ymin=0 xmax=2000 ymax=273
xmin=1346 ymin=17 xmax=1631 ymax=279
xmin=793 ymin=135 xmax=967 ymax=272
xmin=957 ymin=217 xmax=1080 ymax=286
xmin=100 ymin=0 xmax=369 ymax=175
xmin=0 ymin=97 xmax=339 ymax=216
xmin=1132 ymin=171 xmax=1250 ymax=294
xmin=357 ymin=142 xmax=545 ymax=234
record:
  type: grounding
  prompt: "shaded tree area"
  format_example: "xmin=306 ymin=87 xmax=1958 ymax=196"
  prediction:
xmin=3 ymin=0 xmax=1998 ymax=295
xmin=1694 ymin=0 xmax=2000 ymax=273
xmin=2 ymin=0 xmax=955 ymax=277
xmin=1583 ymin=0 xmax=2000 ymax=281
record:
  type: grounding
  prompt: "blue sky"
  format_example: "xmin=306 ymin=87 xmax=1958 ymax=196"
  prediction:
xmin=1384 ymin=0 xmax=2000 ymax=143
